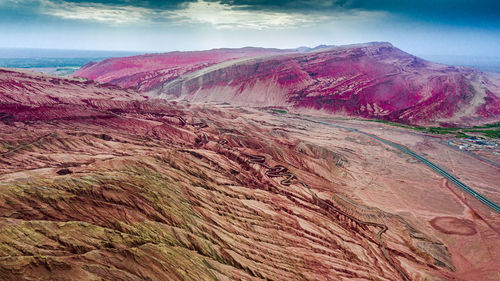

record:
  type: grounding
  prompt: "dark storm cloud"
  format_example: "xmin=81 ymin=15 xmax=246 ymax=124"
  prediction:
xmin=35 ymin=0 xmax=500 ymax=14
xmin=0 ymin=0 xmax=499 ymax=56
xmin=61 ymin=0 xmax=197 ymax=9
xmin=210 ymin=0 xmax=500 ymax=13
xmin=53 ymin=0 xmax=500 ymax=25
xmin=211 ymin=0 xmax=500 ymax=23
xmin=4 ymin=0 xmax=499 ymax=25
xmin=347 ymin=0 xmax=500 ymax=23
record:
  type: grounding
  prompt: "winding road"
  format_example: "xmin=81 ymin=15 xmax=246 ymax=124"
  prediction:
xmin=300 ymin=117 xmax=500 ymax=214
xmin=166 ymin=113 xmax=417 ymax=280
xmin=219 ymin=142 xmax=411 ymax=281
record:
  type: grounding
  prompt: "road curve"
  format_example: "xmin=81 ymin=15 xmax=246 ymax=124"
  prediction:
xmin=300 ymin=117 xmax=500 ymax=214
xmin=234 ymin=149 xmax=410 ymax=281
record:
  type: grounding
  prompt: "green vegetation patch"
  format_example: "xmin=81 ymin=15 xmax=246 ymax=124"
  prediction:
xmin=268 ymin=108 xmax=288 ymax=114
xmin=463 ymin=129 xmax=500 ymax=138
xmin=473 ymin=121 xmax=500 ymax=129
xmin=366 ymin=119 xmax=426 ymax=131
xmin=366 ymin=119 xmax=500 ymax=139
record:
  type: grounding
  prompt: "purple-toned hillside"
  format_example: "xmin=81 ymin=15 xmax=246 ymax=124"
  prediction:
xmin=73 ymin=47 xmax=291 ymax=93
xmin=74 ymin=43 xmax=500 ymax=126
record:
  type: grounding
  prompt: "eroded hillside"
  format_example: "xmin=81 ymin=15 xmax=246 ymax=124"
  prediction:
xmin=73 ymin=43 xmax=500 ymax=126
xmin=1 ymin=69 xmax=500 ymax=280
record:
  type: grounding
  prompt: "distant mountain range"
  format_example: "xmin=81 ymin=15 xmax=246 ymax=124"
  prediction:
xmin=73 ymin=42 xmax=500 ymax=126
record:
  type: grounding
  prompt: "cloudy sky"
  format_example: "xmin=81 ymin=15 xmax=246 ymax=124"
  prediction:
xmin=0 ymin=0 xmax=499 ymax=56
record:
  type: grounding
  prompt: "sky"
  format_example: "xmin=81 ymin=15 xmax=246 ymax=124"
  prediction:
xmin=0 ymin=0 xmax=499 ymax=57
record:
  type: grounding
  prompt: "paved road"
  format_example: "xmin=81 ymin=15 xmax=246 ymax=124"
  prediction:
xmin=300 ymin=117 xmax=500 ymax=214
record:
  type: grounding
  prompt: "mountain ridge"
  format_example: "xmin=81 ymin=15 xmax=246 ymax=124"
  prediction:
xmin=73 ymin=42 xmax=500 ymax=126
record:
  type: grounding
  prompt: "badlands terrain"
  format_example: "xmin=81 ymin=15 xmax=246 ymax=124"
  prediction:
xmin=1 ymin=65 xmax=500 ymax=281
xmin=75 ymin=42 xmax=500 ymax=127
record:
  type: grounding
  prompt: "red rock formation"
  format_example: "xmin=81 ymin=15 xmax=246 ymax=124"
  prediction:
xmin=74 ymin=43 xmax=500 ymax=126
xmin=2 ymin=69 xmax=500 ymax=280
xmin=73 ymin=47 xmax=291 ymax=93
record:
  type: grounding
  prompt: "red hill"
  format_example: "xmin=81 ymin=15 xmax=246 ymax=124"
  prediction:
xmin=74 ymin=43 xmax=500 ymax=126
xmin=73 ymin=47 xmax=291 ymax=93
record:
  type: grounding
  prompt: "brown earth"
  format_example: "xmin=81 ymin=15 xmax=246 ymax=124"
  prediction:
xmin=430 ymin=217 xmax=477 ymax=236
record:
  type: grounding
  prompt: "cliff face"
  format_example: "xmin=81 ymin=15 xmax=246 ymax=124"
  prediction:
xmin=74 ymin=43 xmax=500 ymax=126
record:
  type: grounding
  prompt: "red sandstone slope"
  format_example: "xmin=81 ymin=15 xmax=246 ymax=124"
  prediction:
xmin=156 ymin=42 xmax=500 ymax=126
xmin=2 ymin=68 xmax=500 ymax=280
xmin=73 ymin=47 xmax=291 ymax=93
xmin=0 ymin=68 xmax=145 ymax=122
xmin=75 ymin=43 xmax=500 ymax=126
